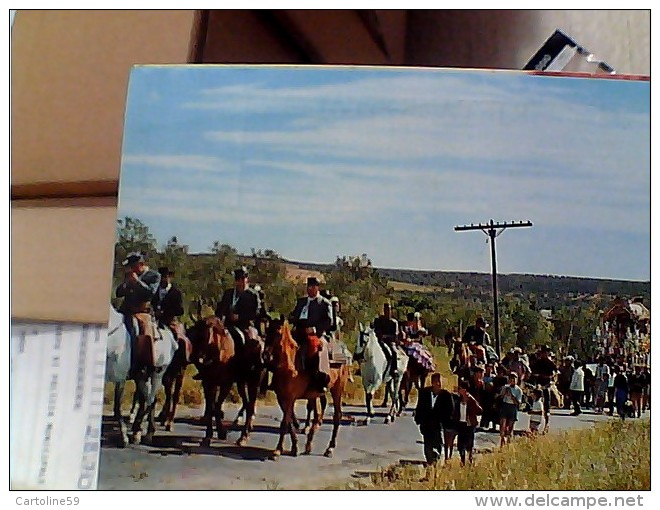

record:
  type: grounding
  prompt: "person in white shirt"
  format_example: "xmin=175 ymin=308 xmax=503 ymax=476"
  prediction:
xmin=569 ymin=361 xmax=585 ymax=416
xmin=528 ymin=389 xmax=544 ymax=435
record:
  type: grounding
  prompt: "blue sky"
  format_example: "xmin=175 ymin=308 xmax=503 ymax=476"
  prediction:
xmin=117 ymin=66 xmax=650 ymax=281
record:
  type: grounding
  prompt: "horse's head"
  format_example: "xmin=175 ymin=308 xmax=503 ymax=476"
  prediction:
xmin=355 ymin=323 xmax=378 ymax=360
xmin=264 ymin=316 xmax=298 ymax=374
xmin=187 ymin=316 xmax=227 ymax=366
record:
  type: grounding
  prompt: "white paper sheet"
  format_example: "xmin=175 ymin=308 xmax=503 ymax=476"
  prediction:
xmin=10 ymin=322 xmax=108 ymax=490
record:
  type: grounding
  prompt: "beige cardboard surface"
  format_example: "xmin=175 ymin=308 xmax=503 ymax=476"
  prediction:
xmin=11 ymin=10 xmax=195 ymax=187
xmin=11 ymin=204 xmax=117 ymax=324
xmin=10 ymin=10 xmax=649 ymax=322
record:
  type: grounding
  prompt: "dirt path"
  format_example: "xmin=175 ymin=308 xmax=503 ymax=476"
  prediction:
xmin=98 ymin=402 xmax=614 ymax=490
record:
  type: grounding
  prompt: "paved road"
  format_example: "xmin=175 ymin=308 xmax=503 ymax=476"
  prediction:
xmin=97 ymin=401 xmax=618 ymax=490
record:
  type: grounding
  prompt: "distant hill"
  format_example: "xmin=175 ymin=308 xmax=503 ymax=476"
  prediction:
xmin=288 ymin=260 xmax=651 ymax=308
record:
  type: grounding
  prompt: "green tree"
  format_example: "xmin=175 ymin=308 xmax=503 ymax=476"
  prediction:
xmin=248 ymin=248 xmax=297 ymax=316
xmin=190 ymin=242 xmax=240 ymax=308
xmin=323 ymin=254 xmax=392 ymax=349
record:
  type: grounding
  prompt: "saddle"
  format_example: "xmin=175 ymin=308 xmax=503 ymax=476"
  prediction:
xmin=327 ymin=338 xmax=352 ymax=366
xmin=168 ymin=321 xmax=193 ymax=363
xmin=296 ymin=333 xmax=331 ymax=383
xmin=133 ymin=312 xmax=160 ymax=368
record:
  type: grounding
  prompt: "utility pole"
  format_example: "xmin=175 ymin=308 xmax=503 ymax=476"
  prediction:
xmin=454 ymin=219 xmax=533 ymax=359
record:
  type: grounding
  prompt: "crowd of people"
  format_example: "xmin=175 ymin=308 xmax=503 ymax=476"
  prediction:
xmin=114 ymin=253 xmax=650 ymax=470
xmin=414 ymin=316 xmax=651 ymax=468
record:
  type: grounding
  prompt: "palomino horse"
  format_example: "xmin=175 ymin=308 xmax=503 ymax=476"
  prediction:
xmin=265 ymin=319 xmax=349 ymax=458
xmin=354 ymin=324 xmax=408 ymax=424
xmin=186 ymin=316 xmax=263 ymax=447
xmin=105 ymin=306 xmax=178 ymax=446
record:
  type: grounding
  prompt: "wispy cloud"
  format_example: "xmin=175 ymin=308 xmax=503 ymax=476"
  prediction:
xmin=122 ymin=154 xmax=233 ymax=173
xmin=117 ymin=68 xmax=649 ymax=279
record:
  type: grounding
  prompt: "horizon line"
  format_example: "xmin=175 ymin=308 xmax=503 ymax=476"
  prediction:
xmin=178 ymin=252 xmax=650 ymax=284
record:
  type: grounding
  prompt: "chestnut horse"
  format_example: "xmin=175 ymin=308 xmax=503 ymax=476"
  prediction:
xmin=186 ymin=316 xmax=263 ymax=447
xmin=401 ymin=356 xmax=431 ymax=409
xmin=265 ymin=319 xmax=349 ymax=458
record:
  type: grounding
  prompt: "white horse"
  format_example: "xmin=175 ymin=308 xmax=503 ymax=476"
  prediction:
xmin=105 ymin=306 xmax=178 ymax=446
xmin=354 ymin=324 xmax=408 ymax=424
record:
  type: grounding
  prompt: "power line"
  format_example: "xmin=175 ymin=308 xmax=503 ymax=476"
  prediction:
xmin=454 ymin=219 xmax=533 ymax=359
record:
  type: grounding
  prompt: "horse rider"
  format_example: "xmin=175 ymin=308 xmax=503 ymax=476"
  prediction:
xmin=329 ymin=295 xmax=343 ymax=342
xmin=462 ymin=316 xmax=490 ymax=364
xmin=115 ymin=252 xmax=161 ymax=377
xmin=462 ymin=316 xmax=491 ymax=346
xmin=151 ymin=266 xmax=184 ymax=330
xmin=403 ymin=311 xmax=428 ymax=343
xmin=372 ymin=302 xmax=400 ymax=379
xmin=215 ymin=266 xmax=261 ymax=354
xmin=151 ymin=266 xmax=190 ymax=357
xmin=253 ymin=284 xmax=269 ymax=337
xmin=289 ymin=277 xmax=333 ymax=391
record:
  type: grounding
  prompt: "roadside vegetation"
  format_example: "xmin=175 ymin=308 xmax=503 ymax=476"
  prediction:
xmin=338 ymin=419 xmax=650 ymax=490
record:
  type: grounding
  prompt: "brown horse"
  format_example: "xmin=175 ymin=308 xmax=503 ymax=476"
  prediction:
xmin=401 ymin=355 xmax=431 ymax=409
xmin=186 ymin=316 xmax=263 ymax=447
xmin=265 ymin=319 xmax=349 ymax=458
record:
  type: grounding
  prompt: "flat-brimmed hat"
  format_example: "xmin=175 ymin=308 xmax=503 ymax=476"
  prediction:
xmin=158 ymin=266 xmax=174 ymax=277
xmin=122 ymin=252 xmax=144 ymax=266
xmin=476 ymin=316 xmax=489 ymax=327
xmin=234 ymin=266 xmax=249 ymax=279
xmin=306 ymin=276 xmax=320 ymax=287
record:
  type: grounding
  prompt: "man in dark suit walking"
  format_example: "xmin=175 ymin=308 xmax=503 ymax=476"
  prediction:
xmin=289 ymin=277 xmax=333 ymax=390
xmin=415 ymin=373 xmax=455 ymax=466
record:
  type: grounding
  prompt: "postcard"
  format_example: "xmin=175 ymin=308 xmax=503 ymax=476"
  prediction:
xmin=98 ymin=65 xmax=650 ymax=491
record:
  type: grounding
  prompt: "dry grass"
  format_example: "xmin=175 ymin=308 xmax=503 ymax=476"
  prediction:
xmin=347 ymin=418 xmax=650 ymax=491
xmin=387 ymin=281 xmax=441 ymax=293
xmin=284 ymin=263 xmax=325 ymax=283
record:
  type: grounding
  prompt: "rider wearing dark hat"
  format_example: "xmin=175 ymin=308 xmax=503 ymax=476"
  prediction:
xmin=289 ymin=276 xmax=333 ymax=390
xmin=115 ymin=252 xmax=161 ymax=376
xmin=151 ymin=267 xmax=184 ymax=326
xmin=372 ymin=302 xmax=400 ymax=379
xmin=462 ymin=316 xmax=490 ymax=346
xmin=116 ymin=253 xmax=161 ymax=315
xmin=214 ymin=266 xmax=261 ymax=349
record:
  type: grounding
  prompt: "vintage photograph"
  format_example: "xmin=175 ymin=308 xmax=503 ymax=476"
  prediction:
xmin=100 ymin=65 xmax=650 ymax=490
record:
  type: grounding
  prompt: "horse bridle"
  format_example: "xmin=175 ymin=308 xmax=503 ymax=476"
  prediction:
xmin=358 ymin=330 xmax=371 ymax=350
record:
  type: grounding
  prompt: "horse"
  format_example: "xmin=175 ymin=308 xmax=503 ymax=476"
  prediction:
xmin=156 ymin=322 xmax=192 ymax=431
xmin=186 ymin=316 xmax=264 ymax=447
xmin=105 ymin=306 xmax=178 ymax=446
xmin=265 ymin=318 xmax=349 ymax=458
xmin=125 ymin=323 xmax=191 ymax=432
xmin=354 ymin=324 xmax=408 ymax=424
xmin=401 ymin=352 xmax=432 ymax=409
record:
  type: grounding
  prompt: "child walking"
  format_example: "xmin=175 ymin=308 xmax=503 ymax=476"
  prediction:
xmin=528 ymin=389 xmax=544 ymax=435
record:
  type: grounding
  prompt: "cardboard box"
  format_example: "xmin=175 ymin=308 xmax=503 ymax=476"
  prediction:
xmin=10 ymin=10 xmax=650 ymax=323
